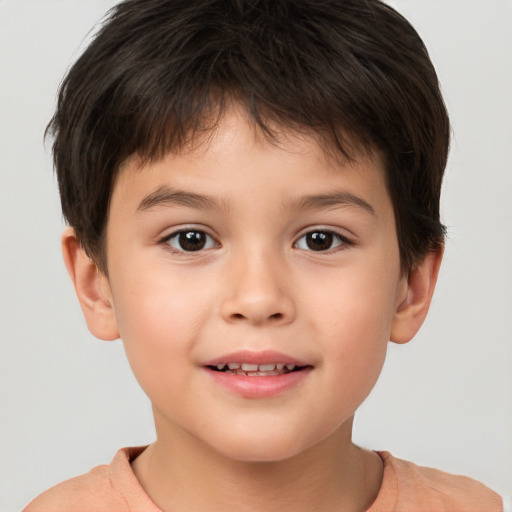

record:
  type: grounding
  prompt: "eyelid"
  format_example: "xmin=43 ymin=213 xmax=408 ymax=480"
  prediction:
xmin=159 ymin=226 xmax=220 ymax=253
xmin=293 ymin=227 xmax=354 ymax=252
xmin=157 ymin=225 xmax=354 ymax=254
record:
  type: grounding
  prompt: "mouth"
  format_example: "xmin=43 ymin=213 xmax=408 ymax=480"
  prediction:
xmin=203 ymin=352 xmax=313 ymax=397
xmin=207 ymin=362 xmax=308 ymax=377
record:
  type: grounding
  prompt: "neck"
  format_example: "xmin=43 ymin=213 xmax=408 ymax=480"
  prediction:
xmin=132 ymin=416 xmax=383 ymax=512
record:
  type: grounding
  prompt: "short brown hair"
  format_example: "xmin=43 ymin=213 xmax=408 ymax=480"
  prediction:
xmin=48 ymin=0 xmax=450 ymax=272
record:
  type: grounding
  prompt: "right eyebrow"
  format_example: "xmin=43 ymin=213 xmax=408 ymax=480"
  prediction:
xmin=136 ymin=186 xmax=229 ymax=213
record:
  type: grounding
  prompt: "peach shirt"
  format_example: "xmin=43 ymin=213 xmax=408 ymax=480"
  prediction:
xmin=25 ymin=447 xmax=503 ymax=511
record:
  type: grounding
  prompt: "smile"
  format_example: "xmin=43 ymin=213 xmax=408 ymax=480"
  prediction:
xmin=209 ymin=362 xmax=304 ymax=377
xmin=202 ymin=351 xmax=313 ymax=397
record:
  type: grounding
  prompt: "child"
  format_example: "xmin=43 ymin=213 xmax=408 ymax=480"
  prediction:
xmin=24 ymin=0 xmax=503 ymax=510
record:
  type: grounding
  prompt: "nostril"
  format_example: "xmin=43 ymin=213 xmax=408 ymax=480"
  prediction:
xmin=229 ymin=312 xmax=283 ymax=322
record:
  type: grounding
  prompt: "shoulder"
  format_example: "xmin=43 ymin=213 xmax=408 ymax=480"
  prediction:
xmin=23 ymin=463 xmax=121 ymax=512
xmin=376 ymin=451 xmax=503 ymax=512
xmin=24 ymin=447 xmax=159 ymax=512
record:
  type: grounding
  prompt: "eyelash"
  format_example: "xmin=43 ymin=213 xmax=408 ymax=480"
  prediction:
xmin=160 ymin=228 xmax=353 ymax=254
xmin=161 ymin=229 xmax=218 ymax=253
xmin=294 ymin=230 xmax=352 ymax=253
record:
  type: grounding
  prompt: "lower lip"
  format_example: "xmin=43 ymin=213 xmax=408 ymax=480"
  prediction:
xmin=204 ymin=367 xmax=312 ymax=399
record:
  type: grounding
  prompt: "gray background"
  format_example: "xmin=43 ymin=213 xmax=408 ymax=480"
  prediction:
xmin=1 ymin=0 xmax=511 ymax=510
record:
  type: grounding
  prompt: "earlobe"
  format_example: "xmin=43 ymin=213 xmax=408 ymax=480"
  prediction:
xmin=390 ymin=248 xmax=443 ymax=344
xmin=61 ymin=227 xmax=120 ymax=341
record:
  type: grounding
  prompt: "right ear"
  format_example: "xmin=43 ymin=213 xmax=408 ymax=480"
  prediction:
xmin=61 ymin=227 xmax=119 ymax=341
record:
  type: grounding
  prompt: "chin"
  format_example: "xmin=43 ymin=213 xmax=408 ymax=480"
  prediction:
xmin=218 ymin=441 xmax=304 ymax=463
xmin=204 ymin=424 xmax=327 ymax=464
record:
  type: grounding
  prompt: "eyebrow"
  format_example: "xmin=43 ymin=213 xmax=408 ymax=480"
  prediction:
xmin=137 ymin=186 xmax=375 ymax=217
xmin=284 ymin=191 xmax=376 ymax=216
xmin=136 ymin=186 xmax=229 ymax=213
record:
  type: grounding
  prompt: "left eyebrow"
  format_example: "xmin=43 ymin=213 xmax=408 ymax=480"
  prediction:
xmin=136 ymin=186 xmax=229 ymax=213
xmin=283 ymin=191 xmax=376 ymax=216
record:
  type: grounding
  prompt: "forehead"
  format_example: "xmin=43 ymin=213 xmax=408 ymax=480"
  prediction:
xmin=112 ymin=106 xmax=389 ymax=216
xmin=121 ymin=96 xmax=379 ymax=169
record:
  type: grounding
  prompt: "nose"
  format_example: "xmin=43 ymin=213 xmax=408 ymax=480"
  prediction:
xmin=220 ymin=248 xmax=296 ymax=326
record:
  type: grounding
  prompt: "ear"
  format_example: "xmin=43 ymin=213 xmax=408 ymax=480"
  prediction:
xmin=390 ymin=248 xmax=443 ymax=344
xmin=61 ymin=227 xmax=119 ymax=341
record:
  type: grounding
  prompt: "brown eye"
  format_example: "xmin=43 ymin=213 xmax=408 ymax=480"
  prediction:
xmin=166 ymin=230 xmax=216 ymax=252
xmin=295 ymin=231 xmax=345 ymax=252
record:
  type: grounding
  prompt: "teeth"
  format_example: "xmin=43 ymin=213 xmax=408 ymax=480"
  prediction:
xmin=215 ymin=362 xmax=299 ymax=373
xmin=217 ymin=363 xmax=297 ymax=374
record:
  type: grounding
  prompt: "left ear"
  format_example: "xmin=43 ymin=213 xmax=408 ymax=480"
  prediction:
xmin=390 ymin=248 xmax=443 ymax=344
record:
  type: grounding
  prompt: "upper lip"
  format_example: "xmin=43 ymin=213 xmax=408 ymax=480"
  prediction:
xmin=202 ymin=350 xmax=310 ymax=367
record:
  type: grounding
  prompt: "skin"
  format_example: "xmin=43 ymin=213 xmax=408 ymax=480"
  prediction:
xmin=63 ymin=106 xmax=442 ymax=511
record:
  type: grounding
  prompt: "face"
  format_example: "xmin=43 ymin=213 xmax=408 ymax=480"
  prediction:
xmin=102 ymin=108 xmax=408 ymax=462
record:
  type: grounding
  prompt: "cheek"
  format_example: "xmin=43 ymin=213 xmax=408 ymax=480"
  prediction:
xmin=306 ymin=264 xmax=399 ymax=344
xmin=113 ymin=260 xmax=213 ymax=333
xmin=303 ymin=267 xmax=399 ymax=402
xmin=325 ymin=311 xmax=388 ymax=404
xmin=109 ymin=267 xmax=214 ymax=390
